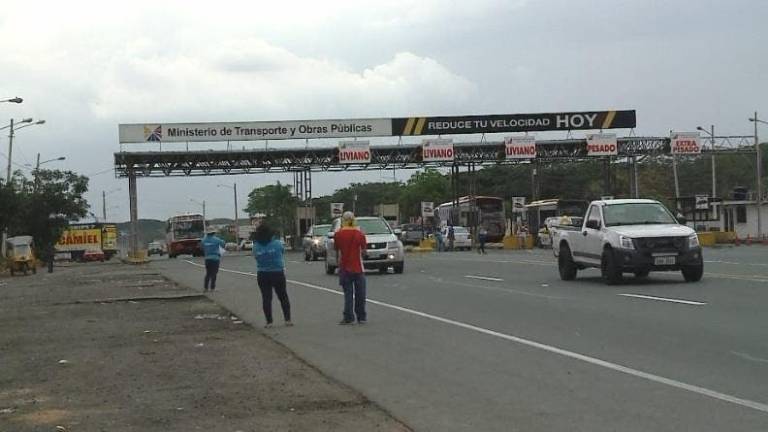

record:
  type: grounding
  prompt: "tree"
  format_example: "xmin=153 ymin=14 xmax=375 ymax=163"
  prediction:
xmin=399 ymin=169 xmax=450 ymax=219
xmin=12 ymin=169 xmax=90 ymax=265
xmin=243 ymin=182 xmax=298 ymax=237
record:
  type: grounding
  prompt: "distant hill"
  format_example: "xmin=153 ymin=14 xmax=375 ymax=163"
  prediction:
xmin=116 ymin=219 xmax=167 ymax=245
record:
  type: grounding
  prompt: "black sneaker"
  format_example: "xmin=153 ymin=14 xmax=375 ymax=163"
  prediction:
xmin=338 ymin=320 xmax=354 ymax=325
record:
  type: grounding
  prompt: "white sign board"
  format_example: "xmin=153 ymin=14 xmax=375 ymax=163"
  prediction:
xmin=422 ymin=139 xmax=454 ymax=162
xmin=118 ymin=119 xmax=393 ymax=143
xmin=695 ymin=194 xmax=709 ymax=210
xmin=330 ymin=203 xmax=344 ymax=218
xmin=505 ymin=136 xmax=537 ymax=159
xmin=338 ymin=141 xmax=371 ymax=164
xmin=586 ymin=134 xmax=618 ymax=156
xmin=670 ymin=132 xmax=702 ymax=155
xmin=511 ymin=197 xmax=526 ymax=213
xmin=421 ymin=202 xmax=434 ymax=218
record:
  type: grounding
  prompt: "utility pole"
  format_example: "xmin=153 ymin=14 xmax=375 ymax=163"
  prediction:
xmin=755 ymin=112 xmax=762 ymax=239
xmin=710 ymin=124 xmax=716 ymax=198
xmin=102 ymin=190 xmax=107 ymax=221
xmin=233 ymin=183 xmax=239 ymax=241
xmin=5 ymin=119 xmax=14 ymax=184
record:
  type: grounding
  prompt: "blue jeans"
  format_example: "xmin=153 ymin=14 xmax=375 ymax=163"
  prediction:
xmin=339 ymin=271 xmax=367 ymax=322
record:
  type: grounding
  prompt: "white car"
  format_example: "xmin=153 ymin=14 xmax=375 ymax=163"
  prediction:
xmin=240 ymin=240 xmax=253 ymax=251
xmin=325 ymin=217 xmax=405 ymax=274
xmin=443 ymin=226 xmax=472 ymax=250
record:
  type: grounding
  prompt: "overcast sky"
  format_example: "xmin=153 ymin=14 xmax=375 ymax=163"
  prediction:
xmin=1 ymin=0 xmax=766 ymax=221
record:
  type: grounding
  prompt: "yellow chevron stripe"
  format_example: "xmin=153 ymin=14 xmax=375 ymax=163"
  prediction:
xmin=601 ymin=111 xmax=617 ymax=129
xmin=403 ymin=117 xmax=416 ymax=135
xmin=414 ymin=117 xmax=427 ymax=135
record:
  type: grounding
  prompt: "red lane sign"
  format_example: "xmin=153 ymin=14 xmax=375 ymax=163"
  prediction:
xmin=422 ymin=139 xmax=454 ymax=162
xmin=338 ymin=141 xmax=371 ymax=164
xmin=586 ymin=133 xmax=618 ymax=156
xmin=505 ymin=136 xmax=536 ymax=159
xmin=670 ymin=132 xmax=701 ymax=155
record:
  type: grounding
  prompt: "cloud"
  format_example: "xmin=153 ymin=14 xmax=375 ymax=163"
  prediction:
xmin=87 ymin=39 xmax=476 ymax=121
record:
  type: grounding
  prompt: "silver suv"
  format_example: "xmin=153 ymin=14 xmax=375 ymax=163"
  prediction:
xmin=324 ymin=216 xmax=405 ymax=274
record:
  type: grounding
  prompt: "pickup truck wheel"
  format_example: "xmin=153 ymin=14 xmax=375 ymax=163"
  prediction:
xmin=394 ymin=263 xmax=404 ymax=274
xmin=601 ymin=249 xmax=623 ymax=285
xmin=304 ymin=250 xmax=310 ymax=261
xmin=682 ymin=257 xmax=704 ymax=282
xmin=558 ymin=245 xmax=578 ymax=281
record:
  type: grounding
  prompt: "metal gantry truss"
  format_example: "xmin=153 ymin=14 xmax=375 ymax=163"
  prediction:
xmin=114 ymin=136 xmax=756 ymax=178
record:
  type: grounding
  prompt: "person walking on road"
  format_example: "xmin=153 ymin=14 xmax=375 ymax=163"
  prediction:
xmin=253 ymin=223 xmax=292 ymax=328
xmin=478 ymin=225 xmax=488 ymax=255
xmin=448 ymin=225 xmax=456 ymax=251
xmin=201 ymin=226 xmax=226 ymax=292
xmin=435 ymin=228 xmax=444 ymax=252
xmin=334 ymin=211 xmax=368 ymax=325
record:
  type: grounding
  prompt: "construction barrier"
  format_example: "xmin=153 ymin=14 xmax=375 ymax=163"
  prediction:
xmin=713 ymin=231 xmax=736 ymax=244
xmin=419 ymin=238 xmax=436 ymax=250
xmin=125 ymin=249 xmax=149 ymax=264
xmin=503 ymin=235 xmax=535 ymax=250
xmin=697 ymin=232 xmax=716 ymax=247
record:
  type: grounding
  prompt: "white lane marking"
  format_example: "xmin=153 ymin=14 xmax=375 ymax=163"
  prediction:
xmin=464 ymin=275 xmax=504 ymax=282
xmin=430 ymin=276 xmax=566 ymax=300
xmin=706 ymin=260 xmax=768 ymax=267
xmin=705 ymin=272 xmax=768 ymax=283
xmin=618 ymin=294 xmax=707 ymax=306
xmin=731 ymin=351 xmax=768 ymax=365
xmin=183 ymin=259 xmax=768 ymax=414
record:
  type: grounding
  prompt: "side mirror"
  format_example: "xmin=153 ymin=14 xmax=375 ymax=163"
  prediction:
xmin=677 ymin=215 xmax=687 ymax=225
xmin=394 ymin=229 xmax=402 ymax=235
xmin=585 ymin=220 xmax=600 ymax=230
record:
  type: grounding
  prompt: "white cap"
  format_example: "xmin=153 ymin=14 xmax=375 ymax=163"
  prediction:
xmin=206 ymin=226 xmax=216 ymax=234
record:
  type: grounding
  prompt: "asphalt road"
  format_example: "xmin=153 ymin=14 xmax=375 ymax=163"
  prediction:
xmin=152 ymin=246 xmax=768 ymax=431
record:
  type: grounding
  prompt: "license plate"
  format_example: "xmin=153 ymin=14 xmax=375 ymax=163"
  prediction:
xmin=654 ymin=256 xmax=676 ymax=265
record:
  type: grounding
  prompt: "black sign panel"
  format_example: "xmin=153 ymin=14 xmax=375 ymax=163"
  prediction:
xmin=392 ymin=110 xmax=635 ymax=136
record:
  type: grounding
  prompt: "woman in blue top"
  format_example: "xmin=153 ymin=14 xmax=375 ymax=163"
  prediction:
xmin=252 ymin=223 xmax=292 ymax=328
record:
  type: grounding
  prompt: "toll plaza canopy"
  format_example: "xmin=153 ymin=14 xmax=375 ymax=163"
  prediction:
xmin=113 ymin=110 xmax=753 ymax=178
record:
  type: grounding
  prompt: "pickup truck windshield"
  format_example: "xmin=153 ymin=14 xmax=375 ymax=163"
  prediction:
xmin=603 ymin=203 xmax=677 ymax=226
xmin=357 ymin=219 xmax=392 ymax=235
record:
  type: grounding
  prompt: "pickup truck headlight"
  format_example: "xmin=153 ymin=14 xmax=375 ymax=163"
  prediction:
xmin=688 ymin=234 xmax=700 ymax=248
xmin=619 ymin=236 xmax=635 ymax=250
xmin=387 ymin=241 xmax=400 ymax=249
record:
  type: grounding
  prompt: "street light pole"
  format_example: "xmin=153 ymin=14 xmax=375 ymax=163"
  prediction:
xmin=696 ymin=125 xmax=717 ymax=198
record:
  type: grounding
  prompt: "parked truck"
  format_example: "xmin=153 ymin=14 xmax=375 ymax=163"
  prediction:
xmin=552 ymin=199 xmax=703 ymax=284
xmin=56 ymin=223 xmax=118 ymax=261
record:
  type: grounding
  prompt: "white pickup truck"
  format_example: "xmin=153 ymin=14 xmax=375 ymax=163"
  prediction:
xmin=552 ymin=199 xmax=703 ymax=284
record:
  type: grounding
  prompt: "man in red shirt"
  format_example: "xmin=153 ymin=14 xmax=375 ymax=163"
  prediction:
xmin=334 ymin=211 xmax=368 ymax=324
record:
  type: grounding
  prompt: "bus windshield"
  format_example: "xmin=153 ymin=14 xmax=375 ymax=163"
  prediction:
xmin=173 ymin=220 xmax=204 ymax=239
xmin=476 ymin=198 xmax=503 ymax=212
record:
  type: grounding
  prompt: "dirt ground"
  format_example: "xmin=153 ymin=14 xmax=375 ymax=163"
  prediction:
xmin=0 ymin=262 xmax=410 ymax=432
